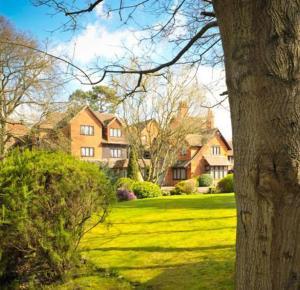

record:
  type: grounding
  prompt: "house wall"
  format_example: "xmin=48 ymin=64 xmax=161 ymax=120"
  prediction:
xmin=141 ymin=121 xmax=159 ymax=146
xmin=164 ymin=165 xmax=192 ymax=186
xmin=69 ymin=108 xmax=103 ymax=161
xmin=177 ymin=144 xmax=191 ymax=161
xmin=164 ymin=132 xmax=231 ymax=186
xmin=163 ymin=142 xmax=191 ymax=186
xmin=107 ymin=119 xmax=127 ymax=144
xmin=190 ymin=133 xmax=229 ymax=178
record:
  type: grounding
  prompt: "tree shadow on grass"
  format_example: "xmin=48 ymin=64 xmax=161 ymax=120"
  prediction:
xmin=83 ymin=227 xmax=236 ymax=245
xmin=135 ymin=258 xmax=235 ymax=290
xmin=81 ymin=244 xmax=234 ymax=253
xmin=113 ymin=215 xmax=236 ymax=225
xmin=112 ymin=226 xmax=236 ymax=236
xmin=117 ymin=195 xmax=236 ymax=211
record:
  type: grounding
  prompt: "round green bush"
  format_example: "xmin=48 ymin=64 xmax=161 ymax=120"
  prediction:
xmin=174 ymin=179 xmax=197 ymax=194
xmin=198 ymin=174 xmax=213 ymax=187
xmin=133 ymin=181 xmax=162 ymax=198
xmin=116 ymin=177 xmax=136 ymax=191
xmin=217 ymin=174 xmax=234 ymax=193
xmin=0 ymin=149 xmax=113 ymax=285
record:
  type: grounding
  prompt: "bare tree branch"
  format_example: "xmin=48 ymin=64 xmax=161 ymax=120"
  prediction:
xmin=65 ymin=0 xmax=104 ymax=16
xmin=0 ymin=40 xmax=93 ymax=84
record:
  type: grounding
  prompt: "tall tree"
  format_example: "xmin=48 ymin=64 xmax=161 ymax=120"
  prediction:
xmin=127 ymin=146 xmax=142 ymax=181
xmin=69 ymin=86 xmax=121 ymax=113
xmin=31 ymin=0 xmax=300 ymax=288
xmin=121 ymin=69 xmax=206 ymax=184
xmin=0 ymin=17 xmax=58 ymax=155
xmin=213 ymin=1 xmax=300 ymax=289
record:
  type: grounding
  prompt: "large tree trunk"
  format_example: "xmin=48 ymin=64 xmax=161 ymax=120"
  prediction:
xmin=213 ymin=1 xmax=300 ymax=289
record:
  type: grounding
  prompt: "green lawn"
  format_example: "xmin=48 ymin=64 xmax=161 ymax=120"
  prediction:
xmin=50 ymin=194 xmax=236 ymax=290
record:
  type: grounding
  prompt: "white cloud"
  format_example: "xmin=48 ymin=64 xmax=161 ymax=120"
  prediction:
xmin=196 ymin=66 xmax=232 ymax=140
xmin=55 ymin=23 xmax=144 ymax=64
xmin=95 ymin=3 xmax=112 ymax=19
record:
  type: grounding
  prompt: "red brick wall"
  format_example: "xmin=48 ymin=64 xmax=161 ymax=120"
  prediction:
xmin=69 ymin=108 xmax=103 ymax=161
xmin=107 ymin=119 xmax=127 ymax=144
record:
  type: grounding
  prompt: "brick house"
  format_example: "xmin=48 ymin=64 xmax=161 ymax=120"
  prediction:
xmin=136 ymin=103 xmax=233 ymax=185
xmin=37 ymin=105 xmax=233 ymax=183
xmin=163 ymin=105 xmax=233 ymax=185
xmin=37 ymin=106 xmax=131 ymax=175
xmin=164 ymin=128 xmax=232 ymax=185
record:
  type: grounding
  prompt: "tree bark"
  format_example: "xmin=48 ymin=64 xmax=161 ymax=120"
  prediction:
xmin=213 ymin=0 xmax=300 ymax=289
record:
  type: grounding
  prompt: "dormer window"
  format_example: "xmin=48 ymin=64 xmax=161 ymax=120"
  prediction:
xmin=80 ymin=125 xmax=94 ymax=136
xmin=110 ymin=128 xmax=121 ymax=137
xmin=211 ymin=145 xmax=221 ymax=155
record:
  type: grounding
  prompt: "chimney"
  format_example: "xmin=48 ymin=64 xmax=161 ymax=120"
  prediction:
xmin=178 ymin=101 xmax=188 ymax=118
xmin=206 ymin=109 xmax=215 ymax=129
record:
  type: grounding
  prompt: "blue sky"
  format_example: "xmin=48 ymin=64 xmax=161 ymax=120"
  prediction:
xmin=0 ymin=0 xmax=67 ymax=40
xmin=0 ymin=0 xmax=159 ymax=41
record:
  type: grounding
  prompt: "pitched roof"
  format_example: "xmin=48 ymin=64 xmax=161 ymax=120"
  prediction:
xmin=203 ymin=155 xmax=230 ymax=166
xmin=172 ymin=159 xmax=192 ymax=168
xmin=7 ymin=122 xmax=29 ymax=137
xmin=185 ymin=128 xmax=218 ymax=147
xmin=134 ymin=119 xmax=157 ymax=129
xmin=93 ymin=112 xmax=115 ymax=125
xmin=38 ymin=107 xmax=124 ymax=130
xmin=38 ymin=112 xmax=66 ymax=129
xmin=185 ymin=134 xmax=204 ymax=147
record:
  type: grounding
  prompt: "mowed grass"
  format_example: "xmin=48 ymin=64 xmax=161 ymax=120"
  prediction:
xmin=50 ymin=194 xmax=236 ymax=290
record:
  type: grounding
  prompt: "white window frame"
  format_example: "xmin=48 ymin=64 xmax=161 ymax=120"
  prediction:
xmin=80 ymin=125 xmax=94 ymax=136
xmin=109 ymin=128 xmax=122 ymax=137
xmin=210 ymin=166 xmax=228 ymax=179
xmin=81 ymin=147 xmax=94 ymax=157
xmin=211 ymin=145 xmax=221 ymax=155
xmin=110 ymin=148 xmax=122 ymax=158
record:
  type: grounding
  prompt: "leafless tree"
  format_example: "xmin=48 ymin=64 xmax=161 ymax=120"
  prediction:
xmin=0 ymin=17 xmax=61 ymax=155
xmin=118 ymin=68 xmax=207 ymax=183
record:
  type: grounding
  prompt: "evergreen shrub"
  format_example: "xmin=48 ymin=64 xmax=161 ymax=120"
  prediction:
xmin=198 ymin=174 xmax=213 ymax=187
xmin=217 ymin=174 xmax=234 ymax=193
xmin=0 ymin=149 xmax=113 ymax=285
xmin=133 ymin=181 xmax=162 ymax=198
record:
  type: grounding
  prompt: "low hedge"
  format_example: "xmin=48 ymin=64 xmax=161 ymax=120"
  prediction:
xmin=217 ymin=174 xmax=234 ymax=193
xmin=171 ymin=179 xmax=197 ymax=195
xmin=133 ymin=181 xmax=162 ymax=199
